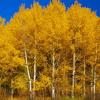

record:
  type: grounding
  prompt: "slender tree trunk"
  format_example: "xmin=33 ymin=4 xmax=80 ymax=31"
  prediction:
xmin=83 ymin=56 xmax=86 ymax=97
xmin=93 ymin=43 xmax=97 ymax=100
xmin=91 ymin=64 xmax=94 ymax=97
xmin=72 ymin=51 xmax=76 ymax=98
xmin=11 ymin=87 xmax=14 ymax=99
xmin=24 ymin=45 xmax=32 ymax=94
xmin=33 ymin=32 xmax=37 ymax=99
xmin=33 ymin=53 xmax=36 ymax=98
xmin=10 ymin=79 xmax=14 ymax=99
xmin=43 ymin=89 xmax=45 ymax=100
xmin=52 ymin=48 xmax=55 ymax=100
xmin=93 ymin=66 xmax=96 ymax=100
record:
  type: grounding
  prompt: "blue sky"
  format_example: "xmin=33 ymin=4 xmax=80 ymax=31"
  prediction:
xmin=0 ymin=0 xmax=100 ymax=21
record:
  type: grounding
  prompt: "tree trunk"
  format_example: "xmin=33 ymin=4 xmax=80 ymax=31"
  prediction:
xmin=93 ymin=66 xmax=96 ymax=100
xmin=93 ymin=43 xmax=97 ymax=100
xmin=52 ymin=49 xmax=55 ymax=100
xmin=83 ymin=56 xmax=86 ymax=97
xmin=24 ymin=45 xmax=32 ymax=94
xmin=91 ymin=64 xmax=94 ymax=98
xmin=72 ymin=52 xmax=76 ymax=98
xmin=11 ymin=88 xmax=14 ymax=99
xmin=11 ymin=79 xmax=14 ymax=99
xmin=33 ymin=32 xmax=37 ymax=99
xmin=33 ymin=53 xmax=36 ymax=98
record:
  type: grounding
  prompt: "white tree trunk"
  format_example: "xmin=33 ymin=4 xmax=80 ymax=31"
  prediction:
xmin=93 ymin=43 xmax=97 ymax=100
xmin=93 ymin=66 xmax=96 ymax=100
xmin=72 ymin=52 xmax=76 ymax=98
xmin=11 ymin=88 xmax=14 ymax=100
xmin=91 ymin=65 xmax=93 ymax=96
xmin=83 ymin=56 xmax=86 ymax=97
xmin=33 ymin=32 xmax=37 ymax=99
xmin=24 ymin=46 xmax=32 ymax=92
xmin=52 ymin=49 xmax=55 ymax=99
xmin=33 ymin=53 xmax=36 ymax=98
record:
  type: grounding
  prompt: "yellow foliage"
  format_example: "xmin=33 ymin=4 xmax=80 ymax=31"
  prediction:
xmin=33 ymin=74 xmax=51 ymax=91
xmin=0 ymin=1 xmax=100 ymax=96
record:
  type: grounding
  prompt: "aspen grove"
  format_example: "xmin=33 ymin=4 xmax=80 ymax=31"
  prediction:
xmin=0 ymin=0 xmax=100 ymax=100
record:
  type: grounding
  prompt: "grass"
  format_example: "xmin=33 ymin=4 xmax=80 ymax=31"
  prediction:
xmin=0 ymin=96 xmax=84 ymax=100
xmin=0 ymin=97 xmax=85 ymax=100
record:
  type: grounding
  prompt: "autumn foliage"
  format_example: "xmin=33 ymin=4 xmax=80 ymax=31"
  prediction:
xmin=0 ymin=1 xmax=100 ymax=99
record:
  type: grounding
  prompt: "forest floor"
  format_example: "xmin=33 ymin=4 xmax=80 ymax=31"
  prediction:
xmin=0 ymin=96 xmax=99 ymax=100
xmin=0 ymin=94 xmax=100 ymax=100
